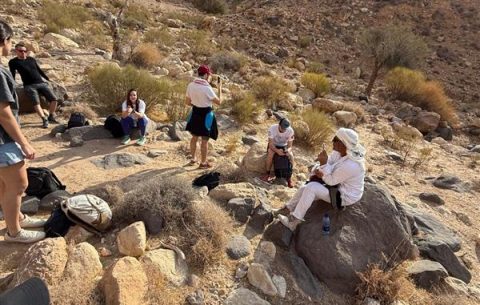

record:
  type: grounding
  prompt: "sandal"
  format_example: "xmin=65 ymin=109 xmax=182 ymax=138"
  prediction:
xmin=198 ymin=162 xmax=212 ymax=169
xmin=188 ymin=159 xmax=198 ymax=166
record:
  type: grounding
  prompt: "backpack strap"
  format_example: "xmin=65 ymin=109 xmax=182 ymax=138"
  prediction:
xmin=48 ymin=169 xmax=66 ymax=190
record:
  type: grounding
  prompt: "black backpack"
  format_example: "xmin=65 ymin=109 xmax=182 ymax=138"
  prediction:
xmin=44 ymin=207 xmax=74 ymax=238
xmin=192 ymin=171 xmax=221 ymax=191
xmin=104 ymin=114 xmax=124 ymax=138
xmin=67 ymin=112 xmax=88 ymax=129
xmin=273 ymin=153 xmax=292 ymax=179
xmin=26 ymin=167 xmax=66 ymax=199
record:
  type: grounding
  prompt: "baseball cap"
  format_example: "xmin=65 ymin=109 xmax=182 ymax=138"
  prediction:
xmin=279 ymin=118 xmax=290 ymax=129
xmin=0 ymin=277 xmax=50 ymax=305
xmin=197 ymin=65 xmax=211 ymax=76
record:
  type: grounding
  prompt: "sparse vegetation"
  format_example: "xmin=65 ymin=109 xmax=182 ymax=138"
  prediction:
xmin=164 ymin=80 xmax=190 ymax=122
xmin=230 ymin=91 xmax=263 ymax=124
xmin=251 ymin=75 xmax=292 ymax=109
xmin=88 ymin=64 xmax=173 ymax=114
xmin=412 ymin=147 xmax=434 ymax=171
xmin=123 ymin=3 xmax=153 ymax=29
xmin=361 ymin=24 xmax=428 ymax=96
xmin=113 ymin=176 xmax=231 ymax=271
xmin=385 ymin=67 xmax=459 ymax=126
xmin=39 ymin=1 xmax=93 ymax=34
xmin=301 ymin=72 xmax=330 ymax=97
xmin=298 ymin=35 xmax=313 ymax=48
xmin=209 ymin=52 xmax=246 ymax=73
xmin=130 ymin=43 xmax=163 ymax=68
xmin=192 ymin=0 xmax=227 ymax=14
xmin=79 ymin=21 xmax=111 ymax=50
xmin=306 ymin=61 xmax=324 ymax=73
xmin=144 ymin=27 xmax=174 ymax=48
xmin=182 ymin=29 xmax=216 ymax=57
xmin=293 ymin=110 xmax=334 ymax=151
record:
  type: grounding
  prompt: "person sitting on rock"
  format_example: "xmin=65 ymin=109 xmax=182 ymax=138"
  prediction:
xmin=261 ymin=117 xmax=295 ymax=187
xmin=277 ymin=128 xmax=366 ymax=231
xmin=8 ymin=42 xmax=58 ymax=129
xmin=185 ymin=65 xmax=222 ymax=169
xmin=120 ymin=89 xmax=148 ymax=146
xmin=0 ymin=21 xmax=46 ymax=243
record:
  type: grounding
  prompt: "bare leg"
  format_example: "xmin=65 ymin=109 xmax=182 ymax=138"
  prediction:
xmin=200 ymin=138 xmax=209 ymax=164
xmin=33 ymin=104 xmax=46 ymax=119
xmin=190 ymin=136 xmax=198 ymax=161
xmin=0 ymin=161 xmax=28 ymax=236
xmin=48 ymin=100 xmax=57 ymax=116
xmin=265 ymin=148 xmax=275 ymax=175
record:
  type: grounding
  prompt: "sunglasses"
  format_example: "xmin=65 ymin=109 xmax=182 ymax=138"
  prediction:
xmin=16 ymin=49 xmax=27 ymax=53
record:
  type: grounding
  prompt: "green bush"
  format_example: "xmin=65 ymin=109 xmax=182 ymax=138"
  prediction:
xmin=39 ymin=1 xmax=92 ymax=33
xmin=123 ymin=3 xmax=153 ymax=29
xmin=301 ymin=72 xmax=330 ymax=97
xmin=298 ymin=35 xmax=313 ymax=48
xmin=293 ymin=109 xmax=334 ymax=151
xmin=88 ymin=64 xmax=175 ymax=114
xmin=306 ymin=61 xmax=324 ymax=73
xmin=209 ymin=52 xmax=246 ymax=73
xmin=385 ymin=67 xmax=425 ymax=101
xmin=251 ymin=75 xmax=292 ymax=108
xmin=230 ymin=91 xmax=263 ymax=124
xmin=192 ymin=0 xmax=227 ymax=14
xmin=144 ymin=27 xmax=174 ymax=48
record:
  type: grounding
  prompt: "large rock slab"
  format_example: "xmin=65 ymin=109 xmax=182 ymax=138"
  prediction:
xmin=312 ymin=98 xmax=343 ymax=113
xmin=432 ymin=175 xmax=469 ymax=193
xmin=225 ymin=288 xmax=271 ymax=305
xmin=62 ymin=125 xmax=113 ymax=141
xmin=227 ymin=197 xmax=255 ymax=223
xmin=140 ymin=249 xmax=189 ymax=286
xmin=93 ymin=153 xmax=150 ymax=169
xmin=281 ymin=252 xmax=322 ymax=301
xmin=209 ymin=183 xmax=257 ymax=203
xmin=39 ymin=190 xmax=71 ymax=210
xmin=12 ymin=237 xmax=68 ymax=287
xmin=102 ymin=257 xmax=147 ymax=305
xmin=407 ymin=259 xmax=448 ymax=290
xmin=263 ymin=219 xmax=293 ymax=249
xmin=21 ymin=196 xmax=40 ymax=214
xmin=241 ymin=143 xmax=267 ymax=174
xmin=117 ymin=221 xmax=147 ymax=257
xmin=247 ymin=263 xmax=278 ymax=296
xmin=43 ymin=33 xmax=79 ymax=49
xmin=295 ymin=183 xmax=417 ymax=294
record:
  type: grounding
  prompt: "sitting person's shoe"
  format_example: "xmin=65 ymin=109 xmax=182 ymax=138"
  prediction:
xmin=4 ymin=229 xmax=46 ymax=243
xmin=287 ymin=178 xmax=293 ymax=188
xmin=20 ymin=215 xmax=47 ymax=228
xmin=136 ymin=136 xmax=146 ymax=146
xmin=121 ymin=136 xmax=131 ymax=145
xmin=272 ymin=206 xmax=290 ymax=216
xmin=47 ymin=114 xmax=59 ymax=124
xmin=41 ymin=118 xmax=49 ymax=129
xmin=278 ymin=214 xmax=301 ymax=231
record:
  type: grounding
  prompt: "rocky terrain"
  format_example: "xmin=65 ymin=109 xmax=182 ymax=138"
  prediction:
xmin=0 ymin=0 xmax=479 ymax=305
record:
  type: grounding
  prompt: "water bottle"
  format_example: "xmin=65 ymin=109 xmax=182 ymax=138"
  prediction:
xmin=322 ymin=213 xmax=330 ymax=235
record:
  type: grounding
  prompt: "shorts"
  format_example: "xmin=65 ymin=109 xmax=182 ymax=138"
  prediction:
xmin=24 ymin=82 xmax=57 ymax=105
xmin=0 ymin=142 xmax=24 ymax=167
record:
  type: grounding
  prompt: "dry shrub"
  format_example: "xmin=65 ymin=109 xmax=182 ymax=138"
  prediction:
xmin=164 ymin=80 xmax=190 ymax=122
xmin=251 ymin=75 xmax=292 ymax=108
xmin=39 ymin=1 xmax=92 ymax=33
xmin=385 ymin=67 xmax=459 ymax=126
xmin=230 ymin=90 xmax=263 ymax=124
xmin=216 ymin=163 xmax=248 ymax=183
xmin=294 ymin=110 xmax=334 ymax=151
xmin=192 ymin=0 xmax=227 ymax=14
xmin=82 ymin=184 xmax=125 ymax=207
xmin=306 ymin=61 xmax=324 ymax=73
xmin=123 ymin=3 xmax=153 ymax=29
xmin=60 ymin=102 xmax=98 ymax=121
xmin=224 ymin=133 xmax=240 ymax=155
xmin=298 ymin=35 xmax=313 ymax=48
xmin=209 ymin=52 xmax=246 ymax=73
xmin=301 ymin=72 xmax=330 ymax=97
xmin=182 ymin=29 xmax=216 ymax=57
xmin=79 ymin=21 xmax=111 ymax=50
xmin=113 ymin=176 xmax=231 ymax=271
xmin=144 ymin=265 xmax=186 ymax=305
xmin=356 ymin=263 xmax=433 ymax=305
xmin=130 ymin=43 xmax=163 ymax=68
xmin=88 ymin=64 xmax=175 ymax=114
xmin=143 ymin=27 xmax=174 ymax=48
xmin=161 ymin=12 xmax=204 ymax=28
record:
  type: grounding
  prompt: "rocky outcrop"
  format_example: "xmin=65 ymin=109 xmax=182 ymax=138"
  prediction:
xmin=407 ymin=260 xmax=448 ymax=290
xmin=241 ymin=143 xmax=267 ymax=174
xmin=295 ymin=183 xmax=417 ymax=294
xmin=209 ymin=183 xmax=258 ymax=203
xmin=92 ymin=153 xmax=151 ymax=169
xmin=312 ymin=98 xmax=343 ymax=113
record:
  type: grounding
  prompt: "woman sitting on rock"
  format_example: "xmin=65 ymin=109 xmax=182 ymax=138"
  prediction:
xmin=277 ymin=128 xmax=366 ymax=231
xmin=120 ymin=89 xmax=148 ymax=146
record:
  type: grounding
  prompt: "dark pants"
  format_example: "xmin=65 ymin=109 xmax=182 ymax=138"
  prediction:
xmin=121 ymin=116 xmax=148 ymax=137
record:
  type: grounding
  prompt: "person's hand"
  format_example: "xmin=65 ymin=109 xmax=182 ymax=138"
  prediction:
xmin=314 ymin=168 xmax=324 ymax=178
xmin=318 ymin=144 xmax=328 ymax=165
xmin=276 ymin=149 xmax=286 ymax=156
xmin=127 ymin=107 xmax=133 ymax=114
xmin=21 ymin=143 xmax=36 ymax=160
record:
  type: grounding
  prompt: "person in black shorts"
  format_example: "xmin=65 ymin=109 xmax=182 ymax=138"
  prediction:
xmin=8 ymin=42 xmax=58 ymax=128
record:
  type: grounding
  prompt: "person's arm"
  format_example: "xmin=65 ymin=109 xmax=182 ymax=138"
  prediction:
xmin=319 ymin=162 xmax=357 ymax=186
xmin=8 ymin=60 xmax=16 ymax=81
xmin=133 ymin=100 xmax=146 ymax=118
xmin=185 ymin=96 xmax=192 ymax=106
xmin=287 ymin=130 xmax=294 ymax=151
xmin=35 ymin=60 xmax=49 ymax=81
xmin=268 ymin=139 xmax=284 ymax=155
xmin=120 ymin=102 xmax=131 ymax=119
xmin=0 ymin=102 xmax=35 ymax=159
xmin=209 ymin=80 xmax=222 ymax=106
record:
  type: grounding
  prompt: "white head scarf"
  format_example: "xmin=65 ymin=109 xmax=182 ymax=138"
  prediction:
xmin=335 ymin=128 xmax=366 ymax=171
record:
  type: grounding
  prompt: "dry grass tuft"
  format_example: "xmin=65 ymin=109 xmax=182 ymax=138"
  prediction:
xmin=209 ymin=52 xmax=246 ymax=73
xmin=61 ymin=102 xmax=98 ymax=122
xmin=251 ymin=75 xmax=292 ymax=109
xmin=130 ymin=43 xmax=163 ymax=68
xmin=293 ymin=109 xmax=334 ymax=151
xmin=39 ymin=1 xmax=92 ymax=33
xmin=82 ymin=184 xmax=125 ymax=207
xmin=216 ymin=163 xmax=248 ymax=183
xmin=192 ymin=0 xmax=227 ymax=14
xmin=143 ymin=27 xmax=174 ymax=48
xmin=229 ymin=90 xmax=263 ymax=124
xmin=301 ymin=72 xmax=330 ymax=97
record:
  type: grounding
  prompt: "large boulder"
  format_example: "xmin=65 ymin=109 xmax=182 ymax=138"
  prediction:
xmin=407 ymin=259 xmax=448 ymax=290
xmin=209 ymin=183 xmax=257 ymax=204
xmin=140 ymin=249 xmax=189 ymax=286
xmin=227 ymin=197 xmax=255 ymax=223
xmin=295 ymin=183 xmax=417 ymax=294
xmin=312 ymin=98 xmax=343 ymax=113
xmin=226 ymin=235 xmax=251 ymax=260
xmin=44 ymin=33 xmax=79 ymax=49
xmin=116 ymin=221 xmax=147 ymax=257
xmin=63 ymin=242 xmax=102 ymax=283
xmin=102 ymin=257 xmax=148 ymax=305
xmin=241 ymin=143 xmax=267 ymax=174
xmin=39 ymin=190 xmax=71 ymax=211
xmin=412 ymin=111 xmax=441 ymax=134
xmin=12 ymin=237 xmax=68 ymax=287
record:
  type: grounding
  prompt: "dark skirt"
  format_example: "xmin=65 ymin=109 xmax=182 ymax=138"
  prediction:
xmin=186 ymin=106 xmax=218 ymax=140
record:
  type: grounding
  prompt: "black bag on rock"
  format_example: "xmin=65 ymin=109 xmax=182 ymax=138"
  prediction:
xmin=44 ymin=207 xmax=74 ymax=237
xmin=67 ymin=112 xmax=88 ymax=129
xmin=104 ymin=114 xmax=124 ymax=138
xmin=192 ymin=171 xmax=221 ymax=191
xmin=25 ymin=167 xmax=66 ymax=199
xmin=273 ymin=153 xmax=292 ymax=180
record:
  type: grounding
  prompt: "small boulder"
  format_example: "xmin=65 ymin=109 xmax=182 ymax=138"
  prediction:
xmin=242 ymin=135 xmax=259 ymax=145
xmin=209 ymin=183 xmax=257 ymax=203
xmin=102 ymin=257 xmax=148 ymax=305
xmin=226 ymin=235 xmax=251 ymax=260
xmin=241 ymin=143 xmax=267 ymax=174
xmin=312 ymin=98 xmax=343 ymax=113
xmin=138 ymin=210 xmax=164 ymax=235
xmin=247 ymin=263 xmax=278 ymax=296
xmin=225 ymin=288 xmax=271 ymax=305
xmin=93 ymin=153 xmax=150 ymax=169
xmin=227 ymin=197 xmax=255 ymax=223
xmin=433 ymin=175 xmax=469 ymax=193
xmin=297 ymin=88 xmax=316 ymax=103
xmin=147 ymin=150 xmax=167 ymax=158
xmin=117 ymin=221 xmax=147 ymax=257
xmin=263 ymin=219 xmax=293 ymax=249
xmin=333 ymin=110 xmax=357 ymax=127
xmin=140 ymin=249 xmax=189 ymax=286
xmin=165 ymin=18 xmax=184 ymax=28
xmin=21 ymin=196 xmax=40 ymax=214
xmin=43 ymin=33 xmax=79 ymax=49
xmin=247 ymin=201 xmax=274 ymax=233
xmin=50 ymin=124 xmax=67 ymax=137
xmin=65 ymin=225 xmax=94 ymax=244
xmin=253 ymin=241 xmax=276 ymax=269
xmin=419 ymin=193 xmax=445 ymax=206
xmin=407 ymin=260 xmax=448 ymax=290
xmin=412 ymin=111 xmax=441 ymax=134
xmin=63 ymin=242 xmax=102 ymax=283
xmin=272 ymin=275 xmax=287 ymax=298
xmin=70 ymin=136 xmax=84 ymax=147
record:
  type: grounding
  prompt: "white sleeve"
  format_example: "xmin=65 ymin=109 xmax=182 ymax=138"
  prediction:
xmin=121 ymin=101 xmax=127 ymax=112
xmin=267 ymin=125 xmax=276 ymax=139
xmin=205 ymin=86 xmax=218 ymax=101
xmin=288 ymin=128 xmax=294 ymax=141
xmin=138 ymin=100 xmax=146 ymax=114
xmin=321 ymin=162 xmax=358 ymax=186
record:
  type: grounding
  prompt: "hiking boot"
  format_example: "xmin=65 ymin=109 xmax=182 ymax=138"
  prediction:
xmin=4 ymin=229 xmax=46 ymax=243
xmin=47 ymin=114 xmax=59 ymax=124
xmin=20 ymin=215 xmax=47 ymax=228
xmin=41 ymin=118 xmax=49 ymax=129
xmin=278 ymin=214 xmax=301 ymax=231
xmin=136 ymin=136 xmax=146 ymax=146
xmin=121 ymin=135 xmax=131 ymax=145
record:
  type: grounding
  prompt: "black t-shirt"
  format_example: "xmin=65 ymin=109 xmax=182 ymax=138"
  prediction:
xmin=8 ymin=57 xmax=49 ymax=86
xmin=0 ymin=66 xmax=19 ymax=145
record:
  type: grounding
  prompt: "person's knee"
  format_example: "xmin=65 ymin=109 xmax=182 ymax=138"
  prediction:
xmin=138 ymin=118 xmax=147 ymax=126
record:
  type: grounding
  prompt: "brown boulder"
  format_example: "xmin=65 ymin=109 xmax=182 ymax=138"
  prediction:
xmin=412 ymin=111 xmax=441 ymax=134
xmin=312 ymin=98 xmax=343 ymax=114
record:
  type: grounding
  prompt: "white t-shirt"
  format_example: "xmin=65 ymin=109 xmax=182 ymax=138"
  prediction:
xmin=186 ymin=78 xmax=218 ymax=108
xmin=268 ymin=124 xmax=294 ymax=147
xmin=121 ymin=99 xmax=148 ymax=119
